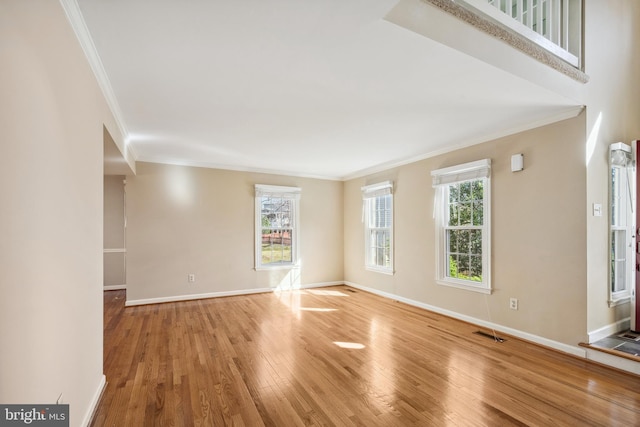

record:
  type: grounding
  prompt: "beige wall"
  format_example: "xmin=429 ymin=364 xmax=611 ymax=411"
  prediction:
xmin=584 ymin=0 xmax=640 ymax=334
xmin=104 ymin=176 xmax=126 ymax=287
xmin=125 ymin=162 xmax=344 ymax=302
xmin=0 ymin=1 xmax=123 ymax=425
xmin=345 ymin=115 xmax=588 ymax=345
xmin=342 ymin=0 xmax=640 ymax=346
xmin=0 ymin=7 xmax=635 ymax=422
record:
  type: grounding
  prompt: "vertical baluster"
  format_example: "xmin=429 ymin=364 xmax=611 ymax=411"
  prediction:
xmin=551 ymin=0 xmax=561 ymax=45
xmin=575 ymin=0 xmax=582 ymax=65
xmin=547 ymin=0 xmax=557 ymax=43
xmin=536 ymin=0 xmax=543 ymax=36
xmin=516 ymin=0 xmax=523 ymax=22
xmin=544 ymin=0 xmax=550 ymax=39
xmin=562 ymin=0 xmax=569 ymax=50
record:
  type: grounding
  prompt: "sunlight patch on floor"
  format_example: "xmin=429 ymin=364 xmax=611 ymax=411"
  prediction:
xmin=308 ymin=289 xmax=350 ymax=297
xmin=334 ymin=341 xmax=366 ymax=349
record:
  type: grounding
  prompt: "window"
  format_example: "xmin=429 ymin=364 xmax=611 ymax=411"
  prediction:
xmin=432 ymin=159 xmax=491 ymax=293
xmin=362 ymin=181 xmax=394 ymax=274
xmin=609 ymin=143 xmax=634 ymax=305
xmin=255 ymin=185 xmax=301 ymax=270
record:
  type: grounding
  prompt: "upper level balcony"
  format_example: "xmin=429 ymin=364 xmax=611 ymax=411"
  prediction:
xmin=385 ymin=0 xmax=588 ymax=107
xmin=460 ymin=0 xmax=582 ymax=69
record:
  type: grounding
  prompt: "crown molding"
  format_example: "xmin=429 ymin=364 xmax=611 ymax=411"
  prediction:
xmin=341 ymin=105 xmax=584 ymax=181
xmin=134 ymin=155 xmax=344 ymax=181
xmin=59 ymin=0 xmax=130 ymax=142
xmin=136 ymin=104 xmax=583 ymax=182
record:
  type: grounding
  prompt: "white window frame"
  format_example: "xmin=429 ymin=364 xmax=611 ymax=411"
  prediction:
xmin=609 ymin=143 xmax=634 ymax=306
xmin=255 ymin=184 xmax=301 ymax=270
xmin=432 ymin=159 xmax=491 ymax=294
xmin=362 ymin=181 xmax=394 ymax=275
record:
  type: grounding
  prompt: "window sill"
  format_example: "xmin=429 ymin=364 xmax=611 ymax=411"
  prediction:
xmin=608 ymin=296 xmax=630 ymax=308
xmin=365 ymin=266 xmax=394 ymax=276
xmin=437 ymin=279 xmax=492 ymax=294
xmin=255 ymin=264 xmax=299 ymax=271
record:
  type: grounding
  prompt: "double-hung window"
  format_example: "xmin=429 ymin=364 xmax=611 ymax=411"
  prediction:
xmin=362 ymin=181 xmax=394 ymax=274
xmin=432 ymin=159 xmax=491 ymax=293
xmin=255 ymin=185 xmax=300 ymax=270
xmin=609 ymin=143 xmax=634 ymax=306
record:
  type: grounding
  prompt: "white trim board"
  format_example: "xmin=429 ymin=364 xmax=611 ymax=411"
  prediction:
xmin=584 ymin=347 xmax=640 ymax=376
xmin=125 ymin=281 xmax=343 ymax=306
xmin=588 ymin=318 xmax=631 ymax=343
xmin=344 ymin=281 xmax=586 ymax=358
xmin=122 ymin=105 xmax=583 ymax=182
xmin=134 ymin=155 xmax=342 ymax=181
xmin=81 ymin=374 xmax=106 ymax=427
xmin=104 ymin=285 xmax=126 ymax=291
xmin=59 ymin=0 xmax=129 ymax=141
xmin=103 ymin=248 xmax=126 ymax=253
xmin=342 ymin=106 xmax=584 ymax=180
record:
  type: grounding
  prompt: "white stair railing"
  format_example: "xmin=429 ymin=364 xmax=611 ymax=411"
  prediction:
xmin=458 ymin=0 xmax=582 ymax=68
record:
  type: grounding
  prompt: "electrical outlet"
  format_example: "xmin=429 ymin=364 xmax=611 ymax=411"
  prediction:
xmin=188 ymin=274 xmax=195 ymax=283
xmin=509 ymin=298 xmax=518 ymax=310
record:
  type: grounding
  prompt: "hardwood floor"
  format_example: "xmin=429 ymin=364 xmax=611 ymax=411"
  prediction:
xmin=92 ymin=286 xmax=640 ymax=426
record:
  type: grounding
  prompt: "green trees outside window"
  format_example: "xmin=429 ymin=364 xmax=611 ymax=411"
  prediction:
xmin=446 ymin=180 xmax=484 ymax=282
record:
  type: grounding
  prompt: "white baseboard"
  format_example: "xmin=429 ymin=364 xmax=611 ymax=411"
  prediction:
xmin=344 ymin=281 xmax=587 ymax=358
xmin=584 ymin=347 xmax=640 ymax=375
xmin=289 ymin=281 xmax=343 ymax=290
xmin=126 ymin=288 xmax=272 ymax=306
xmin=82 ymin=374 xmax=106 ymax=427
xmin=587 ymin=318 xmax=630 ymax=343
xmin=104 ymin=285 xmax=126 ymax=291
xmin=125 ymin=281 xmax=344 ymax=307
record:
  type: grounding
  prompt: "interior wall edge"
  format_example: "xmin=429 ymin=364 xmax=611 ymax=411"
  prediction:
xmin=81 ymin=374 xmax=106 ymax=427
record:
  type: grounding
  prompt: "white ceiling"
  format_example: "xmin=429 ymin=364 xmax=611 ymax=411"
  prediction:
xmin=77 ymin=0 xmax=581 ymax=180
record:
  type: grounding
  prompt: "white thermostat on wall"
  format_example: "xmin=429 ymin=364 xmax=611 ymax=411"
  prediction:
xmin=593 ymin=203 xmax=603 ymax=217
xmin=511 ymin=154 xmax=524 ymax=172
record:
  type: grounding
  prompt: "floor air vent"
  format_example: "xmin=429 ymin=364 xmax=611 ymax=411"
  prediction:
xmin=474 ymin=330 xmax=505 ymax=343
xmin=345 ymin=289 xmax=356 ymax=293
xmin=618 ymin=332 xmax=640 ymax=341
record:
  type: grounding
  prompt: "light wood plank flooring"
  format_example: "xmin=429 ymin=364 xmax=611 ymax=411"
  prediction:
xmin=92 ymin=286 xmax=640 ymax=426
